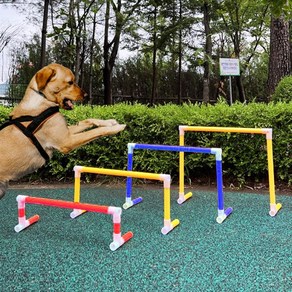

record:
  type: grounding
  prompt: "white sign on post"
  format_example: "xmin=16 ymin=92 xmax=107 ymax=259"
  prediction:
xmin=219 ymin=58 xmax=240 ymax=105
xmin=219 ymin=58 xmax=240 ymax=76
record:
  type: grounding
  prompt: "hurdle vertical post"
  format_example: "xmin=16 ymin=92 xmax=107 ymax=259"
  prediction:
xmin=71 ymin=169 xmax=87 ymax=218
xmin=161 ymin=174 xmax=180 ymax=234
xmin=178 ymin=136 xmax=193 ymax=204
xmin=211 ymin=148 xmax=233 ymax=223
xmin=125 ymin=143 xmax=143 ymax=209
xmin=179 ymin=126 xmax=282 ymax=217
xmin=265 ymin=129 xmax=282 ymax=216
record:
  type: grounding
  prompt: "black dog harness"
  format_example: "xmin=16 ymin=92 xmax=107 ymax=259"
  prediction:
xmin=0 ymin=106 xmax=59 ymax=162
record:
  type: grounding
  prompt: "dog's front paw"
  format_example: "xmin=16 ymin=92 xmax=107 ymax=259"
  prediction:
xmin=94 ymin=119 xmax=119 ymax=127
xmin=105 ymin=124 xmax=126 ymax=135
xmin=112 ymin=124 xmax=126 ymax=133
xmin=106 ymin=119 xmax=118 ymax=126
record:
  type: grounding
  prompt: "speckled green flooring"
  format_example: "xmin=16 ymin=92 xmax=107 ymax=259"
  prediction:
xmin=0 ymin=186 xmax=291 ymax=291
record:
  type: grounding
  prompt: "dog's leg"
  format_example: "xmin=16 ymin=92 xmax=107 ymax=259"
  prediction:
xmin=68 ymin=119 xmax=119 ymax=134
xmin=0 ymin=181 xmax=8 ymax=199
xmin=58 ymin=124 xmax=126 ymax=154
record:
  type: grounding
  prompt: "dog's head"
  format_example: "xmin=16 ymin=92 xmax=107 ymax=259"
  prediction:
xmin=35 ymin=63 xmax=86 ymax=110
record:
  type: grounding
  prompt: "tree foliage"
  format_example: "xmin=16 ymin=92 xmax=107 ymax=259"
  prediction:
xmin=5 ymin=0 xmax=292 ymax=104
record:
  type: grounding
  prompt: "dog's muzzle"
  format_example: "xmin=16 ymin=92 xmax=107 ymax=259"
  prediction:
xmin=63 ymin=98 xmax=74 ymax=110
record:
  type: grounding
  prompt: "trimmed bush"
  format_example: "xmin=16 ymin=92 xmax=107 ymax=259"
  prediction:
xmin=272 ymin=75 xmax=292 ymax=103
xmin=0 ymin=101 xmax=291 ymax=187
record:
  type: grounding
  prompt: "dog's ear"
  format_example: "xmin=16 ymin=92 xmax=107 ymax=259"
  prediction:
xmin=35 ymin=66 xmax=56 ymax=91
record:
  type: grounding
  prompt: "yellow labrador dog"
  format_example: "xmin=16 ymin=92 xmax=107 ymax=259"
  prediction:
xmin=0 ymin=63 xmax=125 ymax=198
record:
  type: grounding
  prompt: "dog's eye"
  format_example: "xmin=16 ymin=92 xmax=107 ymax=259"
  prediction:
xmin=68 ymin=81 xmax=73 ymax=85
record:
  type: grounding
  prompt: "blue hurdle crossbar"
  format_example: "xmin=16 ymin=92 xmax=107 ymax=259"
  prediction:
xmin=125 ymin=143 xmax=232 ymax=223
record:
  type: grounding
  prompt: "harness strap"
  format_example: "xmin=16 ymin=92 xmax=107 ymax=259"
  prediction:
xmin=12 ymin=120 xmax=50 ymax=162
xmin=0 ymin=106 xmax=59 ymax=162
xmin=27 ymin=106 xmax=59 ymax=132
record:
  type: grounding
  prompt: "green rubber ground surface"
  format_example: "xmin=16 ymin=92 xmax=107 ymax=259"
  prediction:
xmin=0 ymin=186 xmax=291 ymax=291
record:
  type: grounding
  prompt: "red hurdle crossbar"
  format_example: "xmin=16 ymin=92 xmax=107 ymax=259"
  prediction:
xmin=14 ymin=195 xmax=133 ymax=251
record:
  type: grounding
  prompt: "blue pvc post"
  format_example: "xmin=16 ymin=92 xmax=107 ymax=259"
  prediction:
xmin=126 ymin=151 xmax=134 ymax=200
xmin=216 ymin=159 xmax=224 ymax=211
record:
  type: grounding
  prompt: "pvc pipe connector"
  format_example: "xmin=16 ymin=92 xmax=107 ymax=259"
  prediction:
xmin=109 ymin=231 xmax=133 ymax=251
xmin=269 ymin=203 xmax=282 ymax=217
xmin=73 ymin=165 xmax=82 ymax=177
xmin=14 ymin=222 xmax=29 ymax=233
xmin=160 ymin=174 xmax=171 ymax=188
xmin=177 ymin=192 xmax=192 ymax=204
xmin=263 ymin=128 xmax=272 ymax=140
xmin=216 ymin=207 xmax=233 ymax=224
xmin=70 ymin=209 xmax=86 ymax=219
xmin=108 ymin=206 xmax=122 ymax=216
xmin=179 ymin=126 xmax=186 ymax=135
xmin=211 ymin=148 xmax=222 ymax=161
xmin=161 ymin=219 xmax=180 ymax=235
xmin=14 ymin=215 xmax=40 ymax=232
xmin=123 ymin=197 xmax=143 ymax=209
xmin=127 ymin=143 xmax=136 ymax=154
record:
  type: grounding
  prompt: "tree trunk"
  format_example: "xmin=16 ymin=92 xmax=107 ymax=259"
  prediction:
xmin=103 ymin=0 xmax=124 ymax=105
xmin=88 ymin=11 xmax=97 ymax=105
xmin=103 ymin=0 xmax=112 ymax=105
xmin=202 ymin=1 xmax=211 ymax=104
xmin=74 ymin=1 xmax=82 ymax=83
xmin=267 ymin=15 xmax=291 ymax=98
xmin=177 ymin=0 xmax=182 ymax=104
xmin=150 ymin=5 xmax=158 ymax=106
xmin=40 ymin=0 xmax=49 ymax=69
xmin=103 ymin=63 xmax=112 ymax=105
xmin=233 ymin=29 xmax=246 ymax=102
xmin=235 ymin=76 xmax=245 ymax=103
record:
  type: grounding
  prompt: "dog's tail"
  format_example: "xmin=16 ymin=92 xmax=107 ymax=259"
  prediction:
xmin=0 ymin=181 xmax=8 ymax=199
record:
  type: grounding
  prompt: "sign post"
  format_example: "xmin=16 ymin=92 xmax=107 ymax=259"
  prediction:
xmin=219 ymin=58 xmax=240 ymax=105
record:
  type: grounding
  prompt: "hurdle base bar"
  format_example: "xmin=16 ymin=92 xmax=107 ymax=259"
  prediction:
xmin=216 ymin=207 xmax=233 ymax=224
xmin=161 ymin=219 xmax=180 ymax=235
xmin=269 ymin=203 xmax=282 ymax=217
xmin=123 ymin=197 xmax=143 ymax=210
xmin=14 ymin=215 xmax=40 ymax=232
xmin=177 ymin=192 xmax=193 ymax=204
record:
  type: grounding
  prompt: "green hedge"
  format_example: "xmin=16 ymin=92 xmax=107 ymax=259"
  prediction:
xmin=272 ymin=75 xmax=292 ymax=103
xmin=1 ymin=101 xmax=291 ymax=187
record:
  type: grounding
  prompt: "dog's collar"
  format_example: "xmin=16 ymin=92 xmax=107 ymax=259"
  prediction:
xmin=30 ymin=87 xmax=47 ymax=99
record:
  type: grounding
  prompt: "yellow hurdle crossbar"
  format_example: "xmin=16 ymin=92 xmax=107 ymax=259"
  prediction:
xmin=71 ymin=166 xmax=179 ymax=235
xmin=179 ymin=126 xmax=282 ymax=217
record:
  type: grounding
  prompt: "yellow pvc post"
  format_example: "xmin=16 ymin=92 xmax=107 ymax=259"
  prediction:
xmin=178 ymin=127 xmax=192 ymax=204
xmin=266 ymin=135 xmax=276 ymax=205
xmin=179 ymin=125 xmax=282 ymax=216
xmin=179 ymin=129 xmax=185 ymax=196
xmin=164 ymin=185 xmax=171 ymax=221
xmin=266 ymin=131 xmax=282 ymax=216
xmin=161 ymin=176 xmax=180 ymax=235
xmin=74 ymin=175 xmax=81 ymax=203
xmin=70 ymin=169 xmax=86 ymax=218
